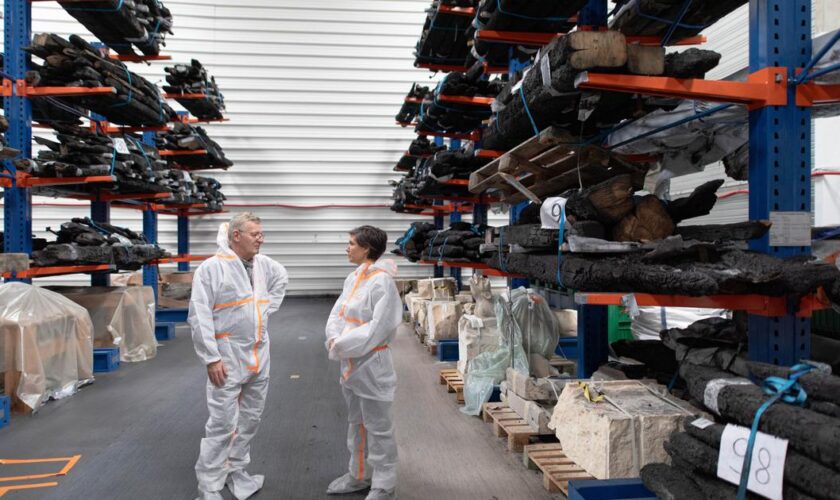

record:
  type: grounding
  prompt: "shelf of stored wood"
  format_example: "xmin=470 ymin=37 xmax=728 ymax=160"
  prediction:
xmin=1 ymin=172 xmax=116 ymax=189
xmin=574 ymin=292 xmax=831 ymax=318
xmin=1 ymin=264 xmax=115 ymax=279
xmin=418 ymin=260 xmax=525 ymax=278
xmin=437 ymin=95 xmax=494 ymax=107
xmin=476 ymin=30 xmax=705 ymax=47
xmin=158 ymin=149 xmax=208 ymax=157
xmin=152 ymin=255 xmax=209 ymax=265
xmin=14 ymin=80 xmax=117 ymax=97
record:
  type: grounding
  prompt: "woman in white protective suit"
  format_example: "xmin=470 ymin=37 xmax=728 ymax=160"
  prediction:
xmin=325 ymin=225 xmax=403 ymax=500
xmin=189 ymin=214 xmax=288 ymax=500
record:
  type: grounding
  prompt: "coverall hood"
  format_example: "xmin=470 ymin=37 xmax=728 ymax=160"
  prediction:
xmin=368 ymin=258 xmax=398 ymax=278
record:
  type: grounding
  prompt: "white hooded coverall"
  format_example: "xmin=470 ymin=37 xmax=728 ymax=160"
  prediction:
xmin=189 ymin=224 xmax=288 ymax=497
xmin=325 ymin=259 xmax=403 ymax=492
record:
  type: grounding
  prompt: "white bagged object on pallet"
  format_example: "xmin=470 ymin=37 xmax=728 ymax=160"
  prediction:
xmin=0 ymin=282 xmax=94 ymax=412
xmin=498 ymin=287 xmax=559 ymax=361
xmin=554 ymin=309 xmax=577 ymax=337
xmin=48 ymin=286 xmax=157 ymax=363
xmin=426 ymin=301 xmax=463 ymax=341
xmin=416 ymin=277 xmax=456 ymax=300
xmin=630 ymin=306 xmax=728 ymax=341
xmin=457 ymin=315 xmax=501 ymax=375
xmin=549 ymin=380 xmax=700 ymax=479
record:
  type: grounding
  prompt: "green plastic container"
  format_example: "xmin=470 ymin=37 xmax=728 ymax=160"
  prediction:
xmin=608 ymin=305 xmax=634 ymax=343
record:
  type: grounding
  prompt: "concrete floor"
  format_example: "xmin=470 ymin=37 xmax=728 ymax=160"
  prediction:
xmin=1 ymin=297 xmax=557 ymax=500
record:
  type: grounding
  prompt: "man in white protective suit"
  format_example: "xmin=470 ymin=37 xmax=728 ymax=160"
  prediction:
xmin=188 ymin=212 xmax=288 ymax=500
xmin=325 ymin=225 xmax=403 ymax=500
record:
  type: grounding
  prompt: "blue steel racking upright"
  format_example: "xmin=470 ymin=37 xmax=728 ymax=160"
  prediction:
xmin=2 ymin=0 xmax=218 ymax=332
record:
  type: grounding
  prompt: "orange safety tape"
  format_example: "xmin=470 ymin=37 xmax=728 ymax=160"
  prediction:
xmin=213 ymin=296 xmax=254 ymax=310
xmin=0 ymin=454 xmax=81 ymax=483
xmin=343 ymin=317 xmax=368 ymax=325
xmin=214 ymin=333 xmax=231 ymax=339
xmin=247 ymin=299 xmax=263 ymax=373
xmin=0 ymin=482 xmax=59 ymax=497
xmin=357 ymin=424 xmax=366 ymax=481
xmin=342 ymin=359 xmax=354 ymax=380
xmin=372 ymin=345 xmax=389 ymax=352
xmin=339 ymin=264 xmax=370 ymax=319
xmin=215 ymin=253 xmax=238 ymax=260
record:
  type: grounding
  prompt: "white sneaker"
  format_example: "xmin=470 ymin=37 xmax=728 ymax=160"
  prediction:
xmin=326 ymin=473 xmax=371 ymax=494
xmin=225 ymin=470 xmax=265 ymax=499
xmin=365 ymin=488 xmax=396 ymax=500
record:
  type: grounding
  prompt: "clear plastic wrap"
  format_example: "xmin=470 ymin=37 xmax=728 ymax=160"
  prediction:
xmin=499 ymin=287 xmax=559 ymax=359
xmin=461 ymin=291 xmax=529 ymax=416
xmin=47 ymin=286 xmax=157 ymax=362
xmin=457 ymin=315 xmax=501 ymax=376
xmin=0 ymin=282 xmax=94 ymax=412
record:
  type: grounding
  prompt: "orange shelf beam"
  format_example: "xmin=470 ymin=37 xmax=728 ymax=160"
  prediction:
xmin=163 ymin=93 xmax=208 ymax=99
xmin=158 ymin=149 xmax=207 ymax=157
xmin=404 ymin=203 xmax=472 ymax=213
xmin=16 ymin=80 xmax=117 ymax=97
xmin=415 ymin=129 xmax=478 ymax=140
xmin=2 ymin=264 xmax=114 ymax=279
xmin=796 ymin=82 xmax=840 ymax=106
xmin=576 ymin=67 xmax=788 ymax=110
xmin=437 ymin=5 xmax=475 ymax=16
xmin=441 ymin=179 xmax=469 ymax=186
xmin=482 ymin=63 xmax=510 ymax=74
xmin=475 ymin=149 xmax=504 ymax=159
xmin=17 ymin=173 xmax=115 ymax=188
xmin=476 ymin=30 xmax=705 ymax=47
xmin=404 ymin=152 xmax=432 ymax=159
xmin=396 ymin=121 xmax=418 ymax=127
xmin=574 ymin=292 xmax=828 ymax=318
xmin=66 ymin=191 xmax=172 ymax=202
xmin=110 ymin=54 xmax=172 ymax=62
xmin=404 ymin=97 xmax=425 ymax=104
xmin=152 ymin=254 xmax=209 ymax=265
xmin=438 ymin=94 xmax=494 ymax=106
xmin=416 ymin=63 xmax=468 ymax=72
xmin=180 ymin=116 xmax=229 ymax=124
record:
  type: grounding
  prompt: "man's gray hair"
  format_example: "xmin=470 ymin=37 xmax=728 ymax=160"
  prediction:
xmin=228 ymin=212 xmax=262 ymax=242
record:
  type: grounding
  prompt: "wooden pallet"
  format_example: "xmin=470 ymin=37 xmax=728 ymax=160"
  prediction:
xmin=481 ymin=402 xmax=541 ymax=453
xmin=426 ymin=341 xmax=438 ymax=356
xmin=523 ymin=442 xmax=594 ymax=495
xmin=468 ymin=126 xmax=643 ymax=204
xmin=438 ymin=368 xmax=464 ymax=404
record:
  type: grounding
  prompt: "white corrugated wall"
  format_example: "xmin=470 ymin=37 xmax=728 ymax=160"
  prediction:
xmin=1 ymin=0 xmax=444 ymax=294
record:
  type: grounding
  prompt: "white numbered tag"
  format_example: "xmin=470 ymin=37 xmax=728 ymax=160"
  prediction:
xmin=717 ymin=424 xmax=787 ymax=500
xmin=690 ymin=417 xmax=715 ymax=430
xmin=112 ymin=138 xmax=130 ymax=155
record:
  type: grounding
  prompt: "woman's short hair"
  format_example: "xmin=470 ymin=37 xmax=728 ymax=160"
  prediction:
xmin=228 ymin=212 xmax=261 ymax=242
xmin=349 ymin=225 xmax=388 ymax=261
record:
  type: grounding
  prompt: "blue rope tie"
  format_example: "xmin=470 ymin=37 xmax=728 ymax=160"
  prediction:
xmin=110 ymin=62 xmax=133 ymax=109
xmin=736 ymin=364 xmax=814 ymax=500
xmin=519 ymin=85 xmax=539 ymax=137
xmin=400 ymin=225 xmax=416 ymax=254
xmin=495 ymin=0 xmax=571 ymax=22
xmin=437 ymin=236 xmax=450 ymax=263
xmin=109 ymin=145 xmax=118 ymax=175
xmin=497 ymin=227 xmax=507 ymax=272
xmin=554 ymin=202 xmax=566 ymax=286
xmin=64 ymin=0 xmax=124 ymax=12
xmin=427 ymin=232 xmax=442 ymax=260
xmin=632 ymin=0 xmax=706 ymax=33
xmin=659 ymin=0 xmax=694 ymax=47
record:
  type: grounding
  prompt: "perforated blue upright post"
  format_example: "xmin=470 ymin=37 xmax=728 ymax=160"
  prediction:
xmin=177 ymin=215 xmax=190 ymax=272
xmin=140 ymin=131 xmax=159 ymax=298
xmin=746 ymin=0 xmax=812 ymax=366
xmin=432 ymin=136 xmax=445 ymax=278
xmin=574 ymin=0 xmax=610 ymax=377
xmin=3 ymin=0 xmax=33 ymax=283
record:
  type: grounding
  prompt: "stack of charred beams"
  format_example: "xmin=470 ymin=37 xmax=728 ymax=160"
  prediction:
xmin=25 ymin=34 xmax=177 ymax=126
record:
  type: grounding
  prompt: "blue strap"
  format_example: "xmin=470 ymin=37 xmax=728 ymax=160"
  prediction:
xmin=495 ymin=0 xmax=571 ymax=22
xmin=736 ymin=364 xmax=814 ymax=500
xmin=109 ymin=145 xmax=118 ymax=175
xmin=437 ymin=236 xmax=450 ymax=263
xmin=497 ymin=227 xmax=507 ymax=272
xmin=400 ymin=225 xmax=416 ymax=254
xmin=64 ymin=0 xmax=124 ymax=12
xmin=554 ymin=202 xmax=566 ymax=286
xmin=632 ymin=0 xmax=706 ymax=33
xmin=659 ymin=0 xmax=694 ymax=46
xmin=519 ymin=85 xmax=539 ymax=136
xmin=427 ymin=232 xmax=441 ymax=260
xmin=125 ymin=136 xmax=154 ymax=176
xmin=110 ymin=62 xmax=133 ymax=108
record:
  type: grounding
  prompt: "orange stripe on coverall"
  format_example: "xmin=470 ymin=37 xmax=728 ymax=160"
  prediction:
xmin=214 ymin=297 xmax=254 ymax=310
xmin=357 ymin=424 xmax=367 ymax=481
xmin=338 ymin=267 xmax=384 ymax=320
xmin=341 ymin=345 xmax=389 ymax=380
xmin=247 ymin=299 xmax=271 ymax=373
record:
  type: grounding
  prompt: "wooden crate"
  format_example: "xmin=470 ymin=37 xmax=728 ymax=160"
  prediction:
xmin=523 ymin=442 xmax=594 ymax=495
xmin=481 ymin=402 xmax=542 ymax=453
xmin=438 ymin=368 xmax=464 ymax=404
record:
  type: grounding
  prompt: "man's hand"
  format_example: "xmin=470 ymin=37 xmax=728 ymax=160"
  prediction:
xmin=207 ymin=360 xmax=228 ymax=387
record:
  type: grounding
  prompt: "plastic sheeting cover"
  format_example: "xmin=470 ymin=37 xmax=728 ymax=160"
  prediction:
xmin=0 ymin=282 xmax=94 ymax=411
xmin=457 ymin=314 xmax=502 ymax=376
xmin=630 ymin=306 xmax=729 ymax=341
xmin=47 ymin=286 xmax=157 ymax=362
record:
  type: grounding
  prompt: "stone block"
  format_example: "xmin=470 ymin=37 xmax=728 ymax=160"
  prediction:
xmin=549 ymin=380 xmax=701 ymax=479
xmin=416 ymin=278 xmax=456 ymax=300
xmin=506 ymin=387 xmax=553 ymax=434
xmin=426 ymin=301 xmax=462 ymax=341
xmin=505 ymin=367 xmax=572 ymax=404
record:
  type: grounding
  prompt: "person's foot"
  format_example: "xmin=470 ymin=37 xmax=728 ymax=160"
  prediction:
xmin=326 ymin=473 xmax=371 ymax=494
xmin=195 ymin=489 xmax=224 ymax=500
xmin=225 ymin=470 xmax=265 ymax=499
xmin=365 ymin=488 xmax=396 ymax=500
